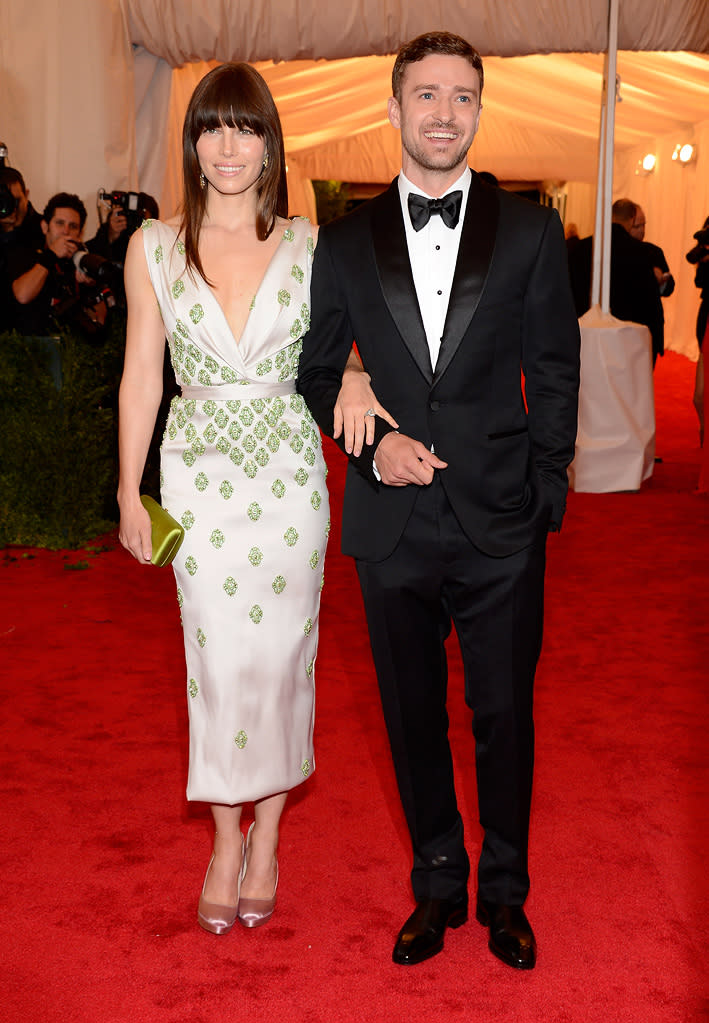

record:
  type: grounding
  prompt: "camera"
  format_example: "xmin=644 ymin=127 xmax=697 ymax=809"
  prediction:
xmin=0 ymin=182 xmax=17 ymax=219
xmin=72 ymin=244 xmax=124 ymax=307
xmin=693 ymin=227 xmax=709 ymax=247
xmin=98 ymin=188 xmax=151 ymax=234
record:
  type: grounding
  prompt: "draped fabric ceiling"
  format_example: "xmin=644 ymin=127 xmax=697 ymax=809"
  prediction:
xmin=2 ymin=0 xmax=708 ymax=353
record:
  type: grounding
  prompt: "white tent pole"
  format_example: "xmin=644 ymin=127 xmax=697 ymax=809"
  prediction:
xmin=590 ymin=65 xmax=607 ymax=310
xmin=600 ymin=0 xmax=620 ymax=313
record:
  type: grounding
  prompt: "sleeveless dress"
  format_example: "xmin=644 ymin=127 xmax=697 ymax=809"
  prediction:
xmin=142 ymin=217 xmax=329 ymax=805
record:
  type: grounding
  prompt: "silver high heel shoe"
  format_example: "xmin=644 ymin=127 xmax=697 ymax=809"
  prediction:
xmin=237 ymin=822 xmax=279 ymax=928
xmin=197 ymin=834 xmax=245 ymax=935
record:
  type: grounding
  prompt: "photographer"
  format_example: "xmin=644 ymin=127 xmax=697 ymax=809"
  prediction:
xmin=86 ymin=190 xmax=159 ymax=265
xmin=8 ymin=192 xmax=111 ymax=338
xmin=687 ymin=216 xmax=709 ymax=446
xmin=0 ymin=166 xmax=44 ymax=330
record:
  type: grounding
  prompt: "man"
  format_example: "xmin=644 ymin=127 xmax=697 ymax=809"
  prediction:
xmin=569 ymin=197 xmax=664 ymax=364
xmin=629 ymin=204 xmax=674 ymax=298
xmin=0 ymin=167 xmax=44 ymax=329
xmin=298 ymin=32 xmax=580 ymax=971
xmin=7 ymin=191 xmax=102 ymax=335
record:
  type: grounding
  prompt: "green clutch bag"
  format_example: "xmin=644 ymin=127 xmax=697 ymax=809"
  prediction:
xmin=140 ymin=495 xmax=185 ymax=567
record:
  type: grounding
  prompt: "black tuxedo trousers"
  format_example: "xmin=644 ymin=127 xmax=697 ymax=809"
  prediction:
xmin=356 ymin=474 xmax=545 ymax=904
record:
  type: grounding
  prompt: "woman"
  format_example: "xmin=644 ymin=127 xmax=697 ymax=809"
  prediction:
xmin=118 ymin=63 xmax=389 ymax=935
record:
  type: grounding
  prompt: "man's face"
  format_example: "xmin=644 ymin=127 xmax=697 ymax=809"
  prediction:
xmin=388 ymin=54 xmax=482 ymax=187
xmin=42 ymin=207 xmax=82 ymax=248
xmin=630 ymin=207 xmax=646 ymax=241
xmin=0 ymin=182 xmax=29 ymax=232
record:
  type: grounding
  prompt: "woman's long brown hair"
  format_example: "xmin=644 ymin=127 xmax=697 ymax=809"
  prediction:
xmin=180 ymin=63 xmax=288 ymax=283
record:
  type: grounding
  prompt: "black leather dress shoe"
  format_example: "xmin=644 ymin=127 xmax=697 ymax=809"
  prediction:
xmin=392 ymin=896 xmax=468 ymax=965
xmin=476 ymin=899 xmax=536 ymax=970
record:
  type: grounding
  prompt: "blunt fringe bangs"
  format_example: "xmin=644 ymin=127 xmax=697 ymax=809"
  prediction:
xmin=180 ymin=63 xmax=288 ymax=282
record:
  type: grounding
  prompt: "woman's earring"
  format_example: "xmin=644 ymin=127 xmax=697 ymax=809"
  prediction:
xmin=199 ymin=172 xmax=207 ymax=189
xmin=262 ymin=153 xmax=269 ymax=170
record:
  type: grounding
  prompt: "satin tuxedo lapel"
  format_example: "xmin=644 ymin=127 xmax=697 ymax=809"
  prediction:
xmin=372 ymin=182 xmax=433 ymax=384
xmin=434 ymin=179 xmax=499 ymax=385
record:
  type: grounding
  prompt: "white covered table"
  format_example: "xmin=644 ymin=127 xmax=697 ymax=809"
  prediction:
xmin=568 ymin=306 xmax=655 ymax=493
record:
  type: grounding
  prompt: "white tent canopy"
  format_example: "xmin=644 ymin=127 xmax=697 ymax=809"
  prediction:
xmin=2 ymin=0 xmax=708 ymax=353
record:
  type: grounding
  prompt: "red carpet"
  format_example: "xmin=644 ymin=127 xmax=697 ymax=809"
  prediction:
xmin=2 ymin=353 xmax=707 ymax=1022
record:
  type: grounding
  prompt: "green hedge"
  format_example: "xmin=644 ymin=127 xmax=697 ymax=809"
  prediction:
xmin=0 ymin=320 xmax=125 ymax=549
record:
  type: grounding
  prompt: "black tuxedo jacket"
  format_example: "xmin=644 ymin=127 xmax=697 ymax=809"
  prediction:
xmin=298 ymin=173 xmax=580 ymax=562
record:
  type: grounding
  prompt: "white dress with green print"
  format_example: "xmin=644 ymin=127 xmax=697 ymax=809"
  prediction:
xmin=142 ymin=217 xmax=329 ymax=805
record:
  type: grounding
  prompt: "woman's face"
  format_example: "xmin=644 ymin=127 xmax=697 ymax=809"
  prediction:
xmin=195 ymin=123 xmax=267 ymax=197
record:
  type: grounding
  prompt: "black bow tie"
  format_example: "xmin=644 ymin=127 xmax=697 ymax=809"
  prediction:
xmin=407 ymin=190 xmax=463 ymax=231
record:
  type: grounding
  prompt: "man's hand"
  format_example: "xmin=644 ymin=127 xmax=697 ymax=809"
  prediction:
xmin=108 ymin=207 xmax=128 ymax=244
xmin=47 ymin=235 xmax=79 ymax=260
xmin=374 ymin=432 xmax=447 ymax=486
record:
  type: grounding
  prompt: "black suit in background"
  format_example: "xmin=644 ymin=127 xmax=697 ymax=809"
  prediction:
xmin=568 ymin=222 xmax=665 ymax=361
xmin=298 ymin=173 xmax=580 ymax=906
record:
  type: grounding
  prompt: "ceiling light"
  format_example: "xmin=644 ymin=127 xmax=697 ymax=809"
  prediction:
xmin=672 ymin=143 xmax=696 ymax=164
xmin=641 ymin=153 xmax=656 ymax=172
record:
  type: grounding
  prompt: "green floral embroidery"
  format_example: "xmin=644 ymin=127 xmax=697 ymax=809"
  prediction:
xmin=309 ymin=551 xmax=320 ymax=570
xmin=278 ymin=288 xmax=291 ymax=306
xmin=176 ymin=588 xmax=184 ymax=608
xmin=192 ymin=438 xmax=206 ymax=457
xmin=291 ymin=264 xmax=304 ymax=284
xmin=205 ymin=355 xmax=219 ymax=374
xmin=304 ymin=617 xmax=313 ymax=636
xmin=290 ymin=393 xmax=304 ymax=414
xmin=248 ymin=547 xmax=263 ymax=567
xmin=185 ymin=423 xmax=197 ymax=442
xmin=254 ymin=420 xmax=267 ymax=441
xmin=183 ymin=450 xmax=196 ymax=467
xmin=197 ymin=628 xmax=206 ymax=648
xmin=215 ymin=408 xmax=229 ymax=430
xmin=283 ymin=227 xmax=295 ymax=242
xmin=210 ymin=529 xmax=225 ymax=549
xmin=216 ymin=437 xmax=231 ymax=455
xmin=154 ymin=244 xmax=163 ymax=263
xmin=243 ymin=434 xmax=257 ymax=454
xmin=219 ymin=481 xmax=234 ymax=500
xmin=301 ymin=303 xmax=311 ymax=330
xmin=290 ymin=434 xmax=304 ymax=454
xmin=306 ymin=235 xmax=314 ymax=256
xmin=234 ymin=730 xmax=248 ymax=748
xmin=239 ymin=406 xmax=254 ymax=427
xmin=272 ymin=479 xmax=286 ymax=499
xmin=244 ymin=460 xmax=257 ymax=479
xmin=189 ymin=303 xmax=204 ymax=324
xmin=223 ymin=576 xmax=238 ymax=596
xmin=222 ymin=366 xmax=238 ymax=383
xmin=168 ymin=422 xmax=177 ymax=440
xmin=267 ymin=433 xmax=280 ymax=453
xmin=228 ymin=421 xmax=243 ymax=441
xmin=184 ymin=399 xmax=196 ymax=416
xmin=249 ymin=605 xmax=263 ymax=624
xmin=294 ymin=468 xmax=308 ymax=487
xmin=181 ymin=510 xmax=195 ymax=530
xmin=277 ymin=421 xmax=291 ymax=441
xmin=290 ymin=318 xmax=303 ymax=340
xmin=247 ymin=502 xmax=262 ymax=521
xmin=256 ymin=358 xmax=273 ymax=377
xmin=172 ymin=279 xmax=185 ymax=299
xmin=272 ymin=575 xmax=286 ymax=594
xmin=304 ymin=448 xmax=316 ymax=467
xmin=229 ymin=447 xmax=244 ymax=466
xmin=188 ymin=678 xmax=198 ymax=698
xmin=306 ymin=659 xmax=314 ymax=677
xmin=311 ymin=491 xmax=322 ymax=511
xmin=254 ymin=448 xmax=269 ymax=467
xmin=226 ymin=400 xmax=242 ymax=414
xmin=177 ymin=239 xmax=186 ymax=255
xmin=204 ymin=424 xmax=217 ymax=445
xmin=301 ymin=759 xmax=311 ymax=777
xmin=284 ymin=527 xmax=299 ymax=547
xmin=185 ymin=555 xmax=198 ymax=576
xmin=203 ymin=398 xmax=216 ymax=416
xmin=197 ymin=369 xmax=211 ymax=386
xmin=141 ymin=220 xmax=152 ymax=232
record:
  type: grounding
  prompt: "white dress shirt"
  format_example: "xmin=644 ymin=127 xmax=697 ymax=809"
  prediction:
xmin=397 ymin=167 xmax=471 ymax=370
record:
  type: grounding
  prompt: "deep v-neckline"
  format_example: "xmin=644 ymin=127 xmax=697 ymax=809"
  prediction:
xmin=164 ymin=221 xmax=289 ymax=349
xmin=201 ymin=228 xmax=288 ymax=349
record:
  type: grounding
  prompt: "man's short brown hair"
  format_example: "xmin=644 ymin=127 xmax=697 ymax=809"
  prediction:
xmin=392 ymin=31 xmax=484 ymax=102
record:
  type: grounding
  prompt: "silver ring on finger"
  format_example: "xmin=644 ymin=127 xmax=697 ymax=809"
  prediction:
xmin=365 ymin=408 xmax=376 ymax=417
